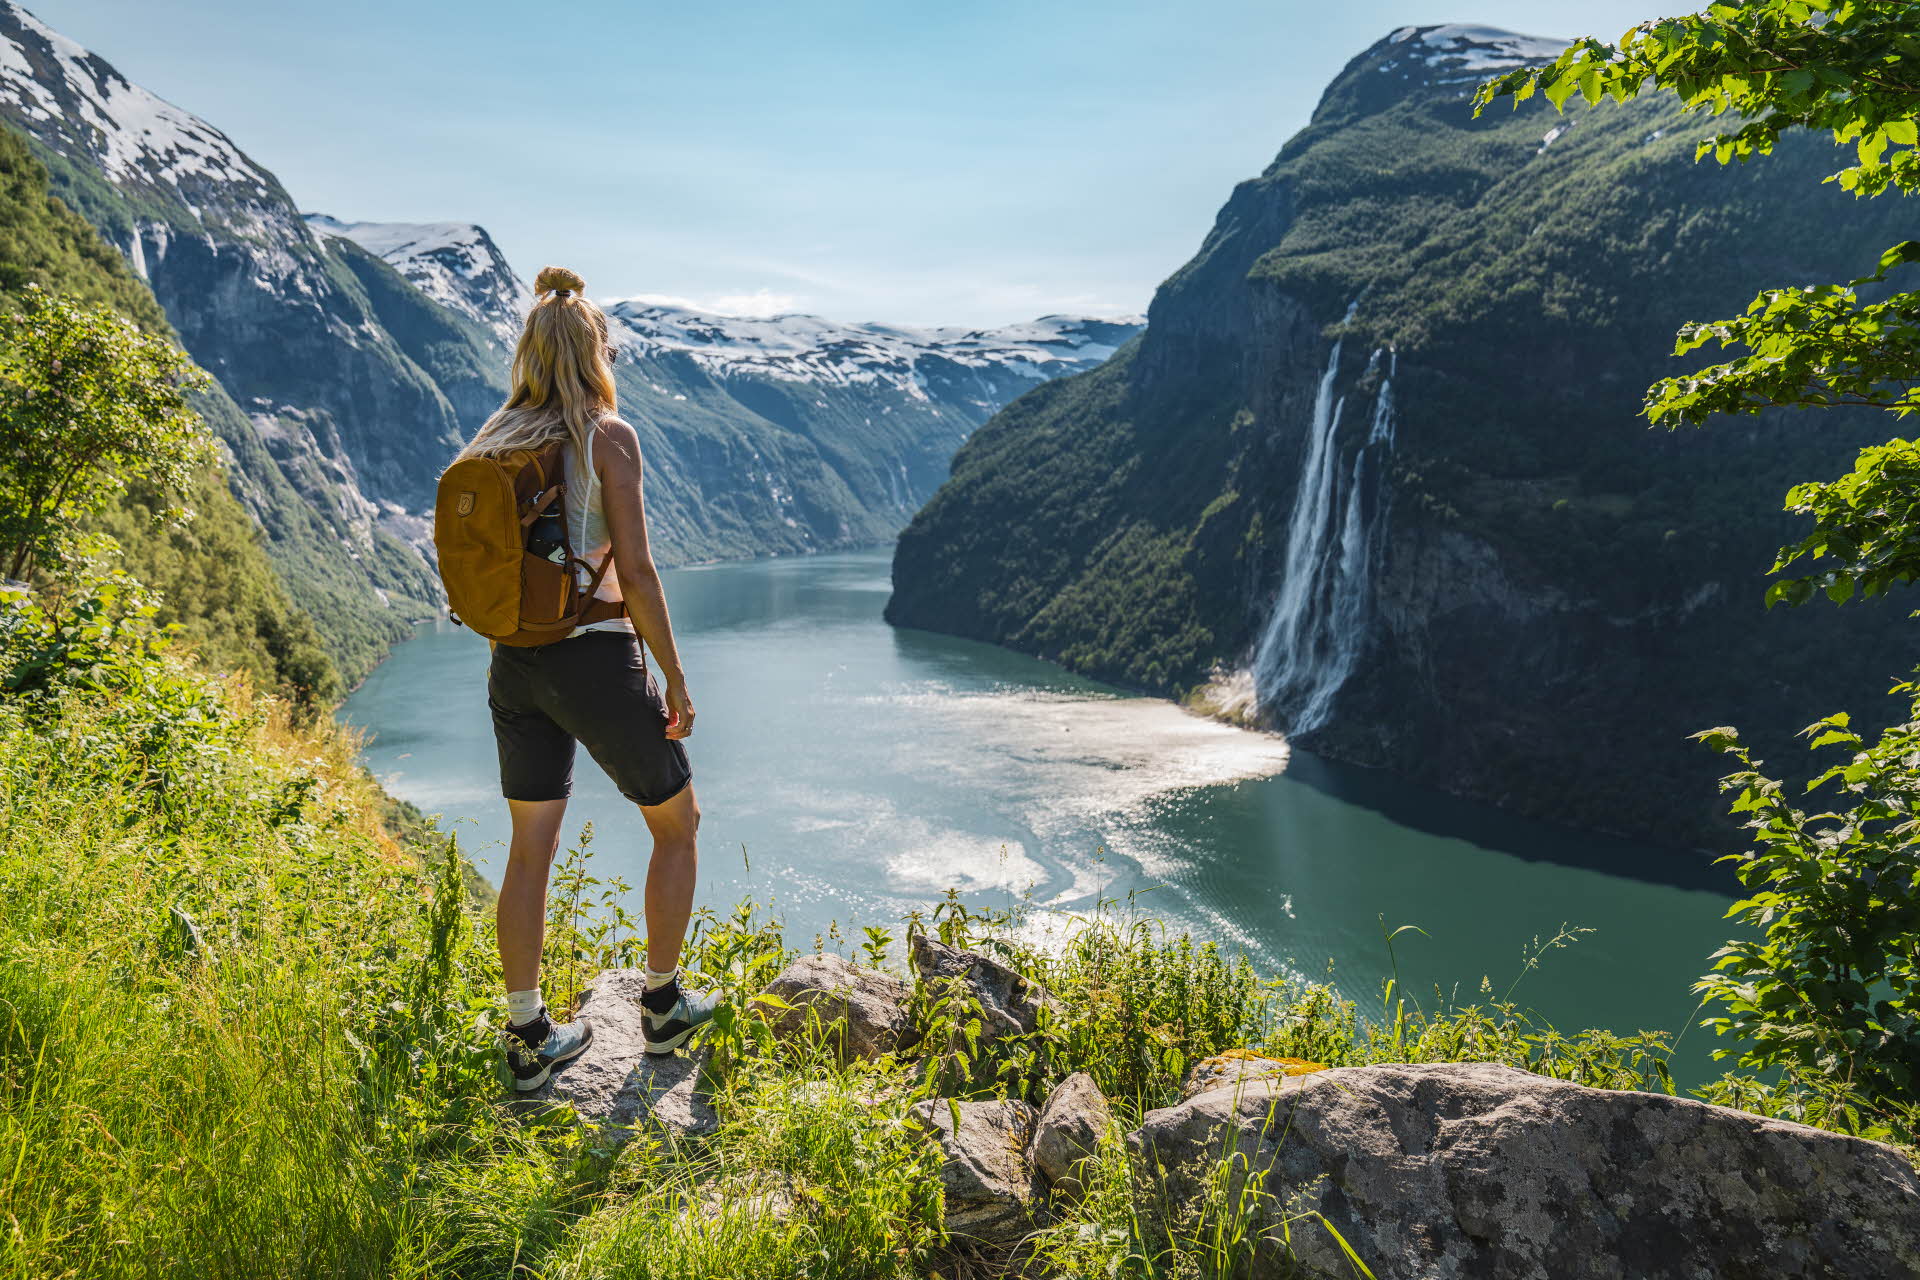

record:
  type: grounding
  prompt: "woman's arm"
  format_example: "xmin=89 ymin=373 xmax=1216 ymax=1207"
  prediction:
xmin=594 ymin=417 xmax=694 ymax=740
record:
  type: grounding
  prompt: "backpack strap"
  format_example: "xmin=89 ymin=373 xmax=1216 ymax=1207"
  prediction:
xmin=550 ymin=433 xmax=631 ymax=630
xmin=521 ymin=483 xmax=564 ymax=526
xmin=577 ymin=597 xmax=629 ymax=625
xmin=568 ymin=550 xmax=630 ymax=625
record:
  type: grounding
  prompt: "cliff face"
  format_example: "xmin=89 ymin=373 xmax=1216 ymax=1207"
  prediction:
xmin=888 ymin=25 xmax=1918 ymax=852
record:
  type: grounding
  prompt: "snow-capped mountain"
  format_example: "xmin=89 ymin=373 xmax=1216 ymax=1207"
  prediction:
xmin=306 ymin=209 xmax=1140 ymax=401
xmin=0 ymin=1 xmax=1141 ymax=672
xmin=303 ymin=211 xmax=1145 ymax=548
xmin=592 ymin=302 xmax=1141 ymax=557
xmin=305 ymin=214 xmax=529 ymax=344
xmin=0 ymin=1 xmax=465 ymax=677
xmin=605 ymin=303 xmax=1140 ymax=407
xmin=0 ymin=1 xmax=290 ymax=246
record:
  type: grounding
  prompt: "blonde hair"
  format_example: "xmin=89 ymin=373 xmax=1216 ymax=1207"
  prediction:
xmin=455 ymin=265 xmax=617 ymax=462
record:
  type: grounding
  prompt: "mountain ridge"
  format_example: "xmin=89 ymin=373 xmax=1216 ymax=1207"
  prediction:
xmin=302 ymin=204 xmax=1143 ymax=566
xmin=0 ymin=0 xmax=1141 ymax=679
xmin=307 ymin=209 xmax=1142 ymax=400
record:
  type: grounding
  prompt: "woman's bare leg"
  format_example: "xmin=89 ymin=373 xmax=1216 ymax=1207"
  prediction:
xmin=639 ymin=785 xmax=701 ymax=972
xmin=498 ymin=797 xmax=570 ymax=994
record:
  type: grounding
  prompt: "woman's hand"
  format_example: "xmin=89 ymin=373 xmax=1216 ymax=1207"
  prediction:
xmin=663 ymin=678 xmax=695 ymax=740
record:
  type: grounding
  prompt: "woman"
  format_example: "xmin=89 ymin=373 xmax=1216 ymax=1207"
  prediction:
xmin=452 ymin=265 xmax=715 ymax=1091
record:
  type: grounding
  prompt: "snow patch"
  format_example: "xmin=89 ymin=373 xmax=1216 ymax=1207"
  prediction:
xmin=305 ymin=213 xmax=530 ymax=343
xmin=1393 ymin=23 xmax=1565 ymax=70
xmin=1378 ymin=23 xmax=1564 ymax=86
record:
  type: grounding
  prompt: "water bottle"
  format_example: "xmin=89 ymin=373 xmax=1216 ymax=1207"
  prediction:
xmin=527 ymin=511 xmax=567 ymax=564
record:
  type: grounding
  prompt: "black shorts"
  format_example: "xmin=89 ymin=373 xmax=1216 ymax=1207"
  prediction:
xmin=488 ymin=630 xmax=693 ymax=807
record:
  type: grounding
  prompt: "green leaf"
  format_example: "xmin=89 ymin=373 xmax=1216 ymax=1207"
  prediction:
xmin=1779 ymin=68 xmax=1815 ymax=100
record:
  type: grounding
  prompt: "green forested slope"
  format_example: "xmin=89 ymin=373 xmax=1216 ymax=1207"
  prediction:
xmin=0 ymin=124 xmax=335 ymax=699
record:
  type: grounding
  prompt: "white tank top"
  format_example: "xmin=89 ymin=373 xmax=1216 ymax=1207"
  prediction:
xmin=561 ymin=424 xmax=634 ymax=638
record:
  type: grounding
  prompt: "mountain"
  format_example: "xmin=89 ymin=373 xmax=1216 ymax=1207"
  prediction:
xmin=886 ymin=23 xmax=1918 ymax=854
xmin=0 ymin=1 xmax=466 ymax=681
xmin=0 ymin=0 xmax=1140 ymax=678
xmin=593 ymin=303 xmax=1140 ymax=561
xmin=313 ymin=209 xmax=1142 ymax=565
xmin=303 ymin=214 xmax=528 ymax=345
xmin=604 ymin=305 xmax=1139 ymax=400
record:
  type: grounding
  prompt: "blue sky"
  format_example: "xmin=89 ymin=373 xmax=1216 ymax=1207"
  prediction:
xmin=36 ymin=0 xmax=1656 ymax=326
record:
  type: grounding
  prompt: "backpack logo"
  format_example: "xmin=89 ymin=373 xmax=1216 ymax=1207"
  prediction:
xmin=456 ymin=491 xmax=476 ymax=516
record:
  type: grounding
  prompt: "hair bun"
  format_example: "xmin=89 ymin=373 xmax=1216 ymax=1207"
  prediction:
xmin=534 ymin=265 xmax=586 ymax=296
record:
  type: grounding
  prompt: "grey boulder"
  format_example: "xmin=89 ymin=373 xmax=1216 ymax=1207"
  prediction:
xmin=1128 ymin=1061 xmax=1920 ymax=1279
xmin=523 ymin=968 xmax=716 ymax=1143
xmin=759 ymin=952 xmax=915 ymax=1060
xmin=910 ymin=934 xmax=1057 ymax=1042
xmin=1031 ymin=1071 xmax=1113 ymax=1199
xmin=910 ymin=1097 xmax=1040 ymax=1243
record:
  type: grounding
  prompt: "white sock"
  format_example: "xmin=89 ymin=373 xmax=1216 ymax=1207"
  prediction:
xmin=643 ymin=965 xmax=678 ymax=991
xmin=506 ymin=988 xmax=544 ymax=1026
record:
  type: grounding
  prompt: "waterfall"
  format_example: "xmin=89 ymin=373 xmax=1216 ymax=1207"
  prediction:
xmin=1250 ymin=331 xmax=1396 ymax=736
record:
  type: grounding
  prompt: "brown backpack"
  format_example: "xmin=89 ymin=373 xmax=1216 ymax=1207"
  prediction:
xmin=433 ymin=441 xmax=626 ymax=645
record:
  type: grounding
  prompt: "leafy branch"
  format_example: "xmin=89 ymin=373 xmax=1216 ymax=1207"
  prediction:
xmin=1473 ymin=1 xmax=1920 ymax=197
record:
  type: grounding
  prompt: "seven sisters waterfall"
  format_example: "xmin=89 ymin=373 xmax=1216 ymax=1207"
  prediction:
xmin=1251 ymin=311 xmax=1398 ymax=735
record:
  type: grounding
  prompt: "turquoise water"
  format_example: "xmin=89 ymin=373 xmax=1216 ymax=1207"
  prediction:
xmin=342 ymin=549 xmax=1738 ymax=1081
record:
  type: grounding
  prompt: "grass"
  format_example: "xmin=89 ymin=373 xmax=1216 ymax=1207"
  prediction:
xmin=0 ymin=576 xmax=1911 ymax=1280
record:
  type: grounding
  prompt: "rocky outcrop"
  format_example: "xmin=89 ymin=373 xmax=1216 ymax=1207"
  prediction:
xmin=910 ymin=1098 xmax=1040 ymax=1244
xmin=758 ymin=953 xmax=916 ymax=1061
xmin=910 ymin=934 xmax=1058 ymax=1043
xmin=525 ymin=969 xmax=716 ymax=1142
xmin=1031 ymin=1072 xmax=1112 ymax=1199
xmin=1128 ymin=1061 xmax=1920 ymax=1279
xmin=541 ymin=966 xmax=1918 ymax=1274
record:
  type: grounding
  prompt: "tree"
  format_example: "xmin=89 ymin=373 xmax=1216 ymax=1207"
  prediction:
xmin=0 ymin=284 xmax=212 ymax=581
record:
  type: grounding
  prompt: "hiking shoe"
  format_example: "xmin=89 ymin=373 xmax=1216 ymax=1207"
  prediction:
xmin=504 ymin=1011 xmax=594 ymax=1092
xmin=642 ymin=983 xmax=718 ymax=1056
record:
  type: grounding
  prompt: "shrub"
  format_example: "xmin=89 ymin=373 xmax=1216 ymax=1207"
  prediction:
xmin=1695 ymin=694 xmax=1920 ymax=1108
